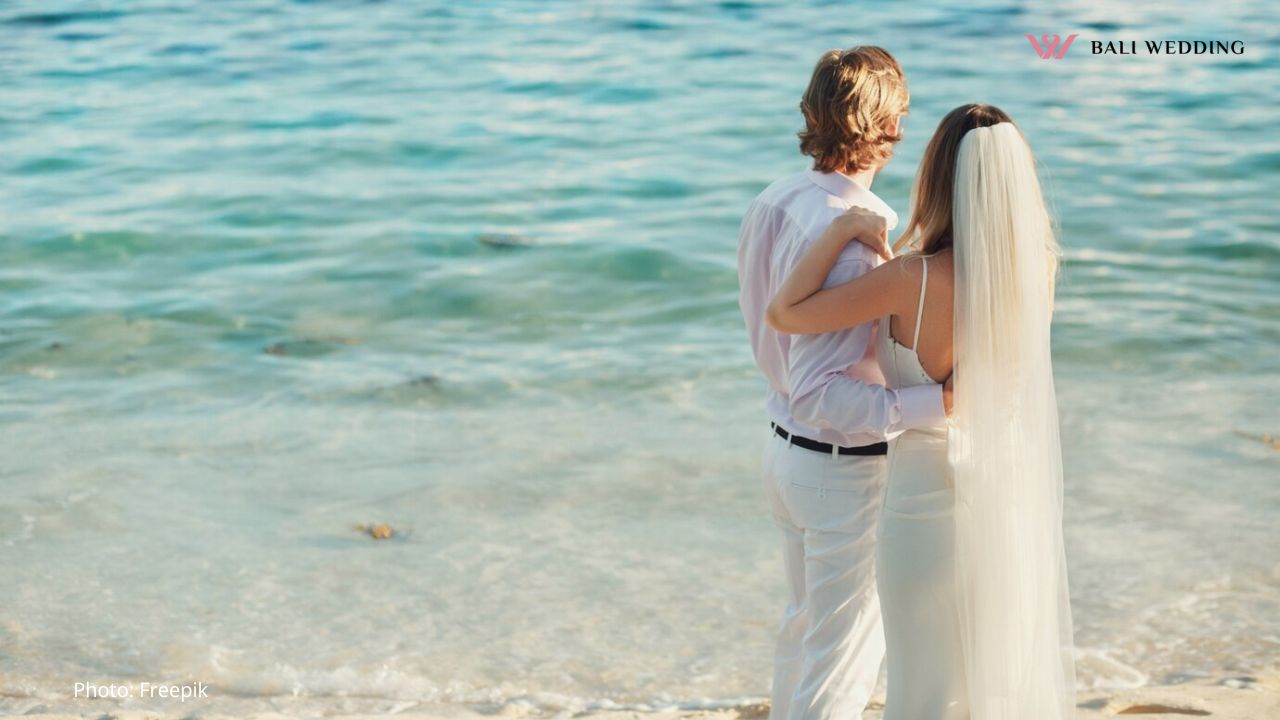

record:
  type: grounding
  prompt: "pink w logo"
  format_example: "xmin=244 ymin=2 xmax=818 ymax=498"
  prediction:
xmin=1026 ymin=33 xmax=1078 ymax=59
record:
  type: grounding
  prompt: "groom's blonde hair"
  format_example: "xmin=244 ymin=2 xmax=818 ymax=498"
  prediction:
xmin=798 ymin=46 xmax=909 ymax=174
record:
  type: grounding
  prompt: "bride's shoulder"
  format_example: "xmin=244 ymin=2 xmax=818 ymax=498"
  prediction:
xmin=877 ymin=253 xmax=919 ymax=281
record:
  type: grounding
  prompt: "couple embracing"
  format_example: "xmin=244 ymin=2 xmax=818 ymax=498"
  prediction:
xmin=738 ymin=47 xmax=1075 ymax=719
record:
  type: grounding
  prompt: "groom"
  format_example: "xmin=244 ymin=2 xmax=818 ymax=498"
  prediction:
xmin=737 ymin=46 xmax=949 ymax=720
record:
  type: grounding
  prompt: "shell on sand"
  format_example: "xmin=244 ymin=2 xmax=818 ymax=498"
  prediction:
xmin=354 ymin=522 xmax=395 ymax=540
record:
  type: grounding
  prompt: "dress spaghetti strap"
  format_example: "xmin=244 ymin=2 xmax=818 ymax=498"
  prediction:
xmin=912 ymin=257 xmax=928 ymax=350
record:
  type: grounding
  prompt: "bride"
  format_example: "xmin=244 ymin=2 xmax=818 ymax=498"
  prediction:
xmin=766 ymin=104 xmax=1076 ymax=719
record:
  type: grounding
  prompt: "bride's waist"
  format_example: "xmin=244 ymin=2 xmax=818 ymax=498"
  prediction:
xmin=885 ymin=429 xmax=954 ymax=501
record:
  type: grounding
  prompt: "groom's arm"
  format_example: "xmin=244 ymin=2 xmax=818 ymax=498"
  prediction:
xmin=787 ymin=257 xmax=946 ymax=438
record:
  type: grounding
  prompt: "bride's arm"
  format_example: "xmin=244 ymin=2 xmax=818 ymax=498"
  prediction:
xmin=767 ymin=208 xmax=908 ymax=335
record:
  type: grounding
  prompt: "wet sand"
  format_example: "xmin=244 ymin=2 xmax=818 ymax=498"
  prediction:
xmin=10 ymin=670 xmax=1278 ymax=720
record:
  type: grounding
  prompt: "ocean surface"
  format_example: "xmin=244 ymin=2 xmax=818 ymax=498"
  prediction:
xmin=2 ymin=0 xmax=1278 ymax=716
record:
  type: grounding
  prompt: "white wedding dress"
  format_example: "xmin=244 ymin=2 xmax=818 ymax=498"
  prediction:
xmin=874 ymin=257 xmax=969 ymax=719
xmin=871 ymin=122 xmax=1077 ymax=720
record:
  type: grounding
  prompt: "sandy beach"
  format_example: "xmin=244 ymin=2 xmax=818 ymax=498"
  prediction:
xmin=7 ymin=671 xmax=1278 ymax=720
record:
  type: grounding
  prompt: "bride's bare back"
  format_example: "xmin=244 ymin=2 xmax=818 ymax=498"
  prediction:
xmin=885 ymin=249 xmax=955 ymax=383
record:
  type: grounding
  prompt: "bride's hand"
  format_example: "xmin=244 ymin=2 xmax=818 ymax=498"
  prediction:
xmin=826 ymin=206 xmax=892 ymax=261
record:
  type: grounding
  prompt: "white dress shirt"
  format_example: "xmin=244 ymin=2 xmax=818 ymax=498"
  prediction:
xmin=738 ymin=169 xmax=946 ymax=448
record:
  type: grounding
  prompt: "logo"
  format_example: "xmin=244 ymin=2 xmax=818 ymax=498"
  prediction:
xmin=1024 ymin=34 xmax=1244 ymax=60
xmin=1026 ymin=33 xmax=1078 ymax=59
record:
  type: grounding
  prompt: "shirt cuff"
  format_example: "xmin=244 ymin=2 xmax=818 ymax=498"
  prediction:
xmin=897 ymin=383 xmax=947 ymax=430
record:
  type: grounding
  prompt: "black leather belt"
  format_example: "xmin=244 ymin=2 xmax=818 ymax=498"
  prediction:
xmin=772 ymin=423 xmax=888 ymax=456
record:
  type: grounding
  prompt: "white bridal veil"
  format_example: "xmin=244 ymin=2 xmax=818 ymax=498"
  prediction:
xmin=949 ymin=122 xmax=1077 ymax=718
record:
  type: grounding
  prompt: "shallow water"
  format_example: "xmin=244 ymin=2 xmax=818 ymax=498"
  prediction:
xmin=2 ymin=0 xmax=1278 ymax=715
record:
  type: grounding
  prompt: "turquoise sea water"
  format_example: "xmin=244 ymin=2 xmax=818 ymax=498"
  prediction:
xmin=2 ymin=0 xmax=1278 ymax=715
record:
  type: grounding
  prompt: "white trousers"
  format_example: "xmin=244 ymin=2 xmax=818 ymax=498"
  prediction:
xmin=762 ymin=430 xmax=887 ymax=720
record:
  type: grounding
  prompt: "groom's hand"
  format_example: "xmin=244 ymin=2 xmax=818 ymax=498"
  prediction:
xmin=830 ymin=206 xmax=891 ymax=261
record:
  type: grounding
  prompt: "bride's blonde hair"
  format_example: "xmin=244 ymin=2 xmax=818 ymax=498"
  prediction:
xmin=896 ymin=105 xmax=1015 ymax=249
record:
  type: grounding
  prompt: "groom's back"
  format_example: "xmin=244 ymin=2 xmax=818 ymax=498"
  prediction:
xmin=737 ymin=170 xmax=847 ymax=389
xmin=737 ymin=168 xmax=897 ymax=445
